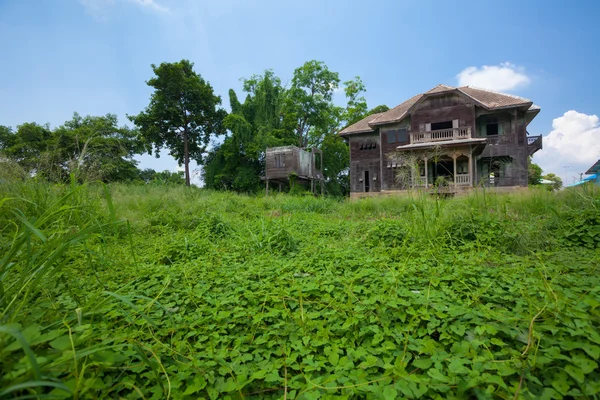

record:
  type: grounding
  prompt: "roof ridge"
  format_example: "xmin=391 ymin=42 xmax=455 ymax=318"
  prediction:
xmin=459 ymin=85 xmax=532 ymax=103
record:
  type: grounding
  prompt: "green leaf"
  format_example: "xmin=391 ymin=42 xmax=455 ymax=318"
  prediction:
xmin=329 ymin=352 xmax=339 ymax=366
xmin=49 ymin=335 xmax=72 ymax=351
xmin=448 ymin=358 xmax=469 ymax=375
xmin=413 ymin=358 xmax=433 ymax=370
xmin=571 ymin=353 xmax=598 ymax=374
xmin=551 ymin=371 xmax=570 ymax=396
xmin=183 ymin=375 xmax=207 ymax=395
xmin=564 ymin=365 xmax=585 ymax=384
xmin=382 ymin=386 xmax=397 ymax=400
xmin=427 ymin=368 xmax=449 ymax=382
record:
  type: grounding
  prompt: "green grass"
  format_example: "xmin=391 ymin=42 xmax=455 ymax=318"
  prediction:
xmin=1 ymin=178 xmax=599 ymax=399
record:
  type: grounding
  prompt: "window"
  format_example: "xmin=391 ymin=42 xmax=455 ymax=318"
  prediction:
xmin=486 ymin=123 xmax=499 ymax=136
xmin=274 ymin=153 xmax=285 ymax=168
xmin=387 ymin=130 xmax=396 ymax=144
xmin=431 ymin=121 xmax=453 ymax=131
xmin=360 ymin=141 xmax=376 ymax=150
xmin=387 ymin=128 xmax=408 ymax=143
xmin=397 ymin=128 xmax=408 ymax=143
xmin=364 ymin=171 xmax=370 ymax=192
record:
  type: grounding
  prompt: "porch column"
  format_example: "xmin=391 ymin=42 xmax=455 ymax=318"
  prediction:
xmin=468 ymin=151 xmax=473 ymax=187
xmin=424 ymin=157 xmax=428 ymax=188
xmin=453 ymin=154 xmax=457 ymax=186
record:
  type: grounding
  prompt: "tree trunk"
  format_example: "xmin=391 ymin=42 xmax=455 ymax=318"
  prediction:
xmin=183 ymin=128 xmax=190 ymax=186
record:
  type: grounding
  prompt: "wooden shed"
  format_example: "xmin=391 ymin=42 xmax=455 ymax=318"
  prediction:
xmin=264 ymin=146 xmax=324 ymax=195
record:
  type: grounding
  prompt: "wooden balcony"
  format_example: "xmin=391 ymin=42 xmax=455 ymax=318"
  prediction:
xmin=527 ymin=135 xmax=543 ymax=155
xmin=410 ymin=127 xmax=472 ymax=144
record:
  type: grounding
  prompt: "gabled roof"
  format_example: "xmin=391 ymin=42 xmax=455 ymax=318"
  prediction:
xmin=339 ymin=84 xmax=539 ymax=135
xmin=458 ymin=86 xmax=532 ymax=109
xmin=368 ymin=94 xmax=423 ymax=127
xmin=339 ymin=112 xmax=386 ymax=136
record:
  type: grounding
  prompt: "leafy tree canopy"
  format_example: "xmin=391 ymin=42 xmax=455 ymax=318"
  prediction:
xmin=0 ymin=114 xmax=141 ymax=183
xmin=129 ymin=59 xmax=227 ymax=186
xmin=528 ymin=157 xmax=543 ymax=185
xmin=543 ymin=173 xmax=563 ymax=191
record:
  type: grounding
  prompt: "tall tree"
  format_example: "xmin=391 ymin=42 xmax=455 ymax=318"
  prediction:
xmin=204 ymin=71 xmax=287 ymax=192
xmin=129 ymin=60 xmax=227 ymax=186
xmin=283 ymin=60 xmax=341 ymax=148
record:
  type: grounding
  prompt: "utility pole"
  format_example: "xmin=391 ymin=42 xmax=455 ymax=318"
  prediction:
xmin=562 ymin=165 xmax=570 ymax=185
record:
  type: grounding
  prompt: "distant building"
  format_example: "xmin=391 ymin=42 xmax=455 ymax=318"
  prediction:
xmin=339 ymin=84 xmax=543 ymax=195
xmin=585 ymin=160 xmax=600 ymax=185
xmin=264 ymin=146 xmax=324 ymax=194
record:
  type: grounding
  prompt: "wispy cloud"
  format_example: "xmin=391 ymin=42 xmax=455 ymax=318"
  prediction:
xmin=133 ymin=0 xmax=169 ymax=13
xmin=79 ymin=0 xmax=169 ymax=20
xmin=456 ymin=62 xmax=530 ymax=92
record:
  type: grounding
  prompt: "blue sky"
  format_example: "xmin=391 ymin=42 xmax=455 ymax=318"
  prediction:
xmin=1 ymin=0 xmax=599 ymax=185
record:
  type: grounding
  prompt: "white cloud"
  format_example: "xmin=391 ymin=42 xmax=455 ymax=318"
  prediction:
xmin=534 ymin=110 xmax=600 ymax=184
xmin=456 ymin=62 xmax=530 ymax=92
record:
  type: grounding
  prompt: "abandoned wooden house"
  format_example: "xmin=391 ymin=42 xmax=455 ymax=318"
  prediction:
xmin=339 ymin=84 xmax=543 ymax=196
xmin=264 ymin=146 xmax=324 ymax=194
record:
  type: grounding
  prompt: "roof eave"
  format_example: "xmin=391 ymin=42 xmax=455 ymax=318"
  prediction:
xmin=585 ymin=160 xmax=600 ymax=175
xmin=369 ymin=113 xmax=408 ymax=127
xmin=339 ymin=129 xmax=376 ymax=136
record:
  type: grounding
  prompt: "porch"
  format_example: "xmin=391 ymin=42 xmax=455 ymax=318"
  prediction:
xmin=409 ymin=153 xmax=474 ymax=188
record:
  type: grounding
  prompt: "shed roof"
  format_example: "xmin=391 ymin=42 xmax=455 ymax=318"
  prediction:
xmin=585 ymin=159 xmax=600 ymax=175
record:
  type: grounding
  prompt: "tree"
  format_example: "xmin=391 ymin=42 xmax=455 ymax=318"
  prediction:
xmin=1 ymin=123 xmax=52 ymax=174
xmin=49 ymin=113 xmax=142 ymax=182
xmin=367 ymin=104 xmax=390 ymax=115
xmin=341 ymin=77 xmax=368 ymax=126
xmin=543 ymin=173 xmax=563 ymax=191
xmin=1 ymin=114 xmax=143 ymax=183
xmin=203 ymin=70 xmax=287 ymax=192
xmin=283 ymin=60 xmax=341 ymax=148
xmin=129 ymin=60 xmax=227 ymax=186
xmin=528 ymin=157 xmax=542 ymax=185
xmin=0 ymin=125 xmax=16 ymax=151
xmin=203 ymin=60 xmax=376 ymax=196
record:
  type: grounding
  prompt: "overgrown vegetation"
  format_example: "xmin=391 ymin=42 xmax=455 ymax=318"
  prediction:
xmin=1 ymin=178 xmax=599 ymax=399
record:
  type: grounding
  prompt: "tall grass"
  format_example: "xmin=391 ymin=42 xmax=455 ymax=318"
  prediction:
xmin=1 ymin=176 xmax=599 ymax=398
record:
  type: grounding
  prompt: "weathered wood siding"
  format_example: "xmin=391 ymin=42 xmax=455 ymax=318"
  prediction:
xmin=410 ymin=104 xmax=475 ymax=134
xmin=349 ymin=133 xmax=381 ymax=193
xmin=381 ymin=119 xmax=410 ymax=190
xmin=265 ymin=148 xmax=294 ymax=180
xmin=475 ymin=109 xmax=529 ymax=186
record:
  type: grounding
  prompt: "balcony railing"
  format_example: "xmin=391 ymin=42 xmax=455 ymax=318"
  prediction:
xmin=527 ymin=135 xmax=543 ymax=155
xmin=410 ymin=127 xmax=471 ymax=144
xmin=455 ymin=174 xmax=471 ymax=185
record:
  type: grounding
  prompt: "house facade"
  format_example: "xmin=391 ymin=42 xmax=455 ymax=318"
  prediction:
xmin=340 ymin=84 xmax=543 ymax=194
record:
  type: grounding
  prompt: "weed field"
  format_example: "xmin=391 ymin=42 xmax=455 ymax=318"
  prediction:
xmin=1 ymin=180 xmax=599 ymax=399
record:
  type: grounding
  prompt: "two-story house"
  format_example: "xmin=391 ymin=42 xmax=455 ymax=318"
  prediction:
xmin=339 ymin=84 xmax=543 ymax=194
